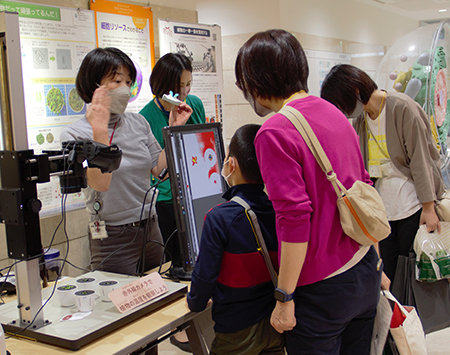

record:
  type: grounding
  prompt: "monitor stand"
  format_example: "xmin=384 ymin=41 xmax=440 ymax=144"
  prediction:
xmin=169 ymin=267 xmax=192 ymax=281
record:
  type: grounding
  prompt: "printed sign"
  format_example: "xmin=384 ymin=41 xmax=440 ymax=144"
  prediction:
xmin=108 ymin=272 xmax=169 ymax=313
xmin=159 ymin=19 xmax=223 ymax=122
xmin=90 ymin=0 xmax=154 ymax=113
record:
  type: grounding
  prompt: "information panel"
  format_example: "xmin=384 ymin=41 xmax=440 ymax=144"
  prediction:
xmin=0 ymin=0 xmax=96 ymax=216
xmin=90 ymin=0 xmax=155 ymax=113
xmin=159 ymin=19 xmax=223 ymax=123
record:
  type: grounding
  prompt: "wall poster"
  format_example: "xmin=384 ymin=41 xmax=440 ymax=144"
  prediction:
xmin=158 ymin=19 xmax=223 ymax=123
xmin=90 ymin=0 xmax=154 ymax=113
xmin=0 ymin=0 xmax=97 ymax=216
xmin=304 ymin=50 xmax=351 ymax=97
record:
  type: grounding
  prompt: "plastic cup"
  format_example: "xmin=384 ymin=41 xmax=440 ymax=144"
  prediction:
xmin=56 ymin=284 xmax=77 ymax=307
xmin=74 ymin=290 xmax=96 ymax=312
xmin=98 ymin=280 xmax=119 ymax=302
xmin=75 ymin=277 xmax=96 ymax=293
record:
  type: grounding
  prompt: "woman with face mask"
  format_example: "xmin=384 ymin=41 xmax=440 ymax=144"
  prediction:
xmin=321 ymin=64 xmax=444 ymax=289
xmin=60 ymin=48 xmax=192 ymax=283
xmin=235 ymin=30 xmax=382 ymax=355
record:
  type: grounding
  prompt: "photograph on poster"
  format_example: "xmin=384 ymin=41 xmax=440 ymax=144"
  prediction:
xmin=171 ymin=42 xmax=217 ymax=73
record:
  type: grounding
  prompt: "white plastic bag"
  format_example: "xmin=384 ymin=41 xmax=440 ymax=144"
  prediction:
xmin=414 ymin=223 xmax=450 ymax=281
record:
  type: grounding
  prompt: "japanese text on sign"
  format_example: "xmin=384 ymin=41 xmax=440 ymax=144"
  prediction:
xmin=108 ymin=272 xmax=169 ymax=313
xmin=100 ymin=21 xmax=144 ymax=33
xmin=174 ymin=26 xmax=210 ymax=37
xmin=0 ymin=1 xmax=60 ymax=21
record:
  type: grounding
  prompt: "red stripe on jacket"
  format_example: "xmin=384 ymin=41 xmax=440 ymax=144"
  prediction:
xmin=217 ymin=250 xmax=279 ymax=288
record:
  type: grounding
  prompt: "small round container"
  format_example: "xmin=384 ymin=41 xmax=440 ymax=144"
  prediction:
xmin=75 ymin=277 xmax=96 ymax=292
xmin=44 ymin=248 xmax=60 ymax=281
xmin=56 ymin=284 xmax=77 ymax=307
xmin=74 ymin=290 xmax=96 ymax=312
xmin=98 ymin=280 xmax=119 ymax=302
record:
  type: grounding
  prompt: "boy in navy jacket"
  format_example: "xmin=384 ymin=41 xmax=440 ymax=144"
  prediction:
xmin=187 ymin=124 xmax=284 ymax=354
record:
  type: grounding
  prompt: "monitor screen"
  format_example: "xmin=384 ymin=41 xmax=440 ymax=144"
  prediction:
xmin=162 ymin=123 xmax=227 ymax=274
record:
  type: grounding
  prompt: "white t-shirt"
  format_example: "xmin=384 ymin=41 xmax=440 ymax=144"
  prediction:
xmin=367 ymin=109 xmax=421 ymax=221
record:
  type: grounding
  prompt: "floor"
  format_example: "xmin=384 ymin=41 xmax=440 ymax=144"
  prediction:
xmin=158 ymin=326 xmax=450 ymax=355
xmin=159 ymin=338 xmax=187 ymax=355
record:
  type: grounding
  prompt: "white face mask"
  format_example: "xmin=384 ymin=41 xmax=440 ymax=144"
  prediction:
xmin=345 ymin=98 xmax=364 ymax=119
xmin=109 ymin=86 xmax=131 ymax=114
xmin=245 ymin=93 xmax=272 ymax=117
xmin=221 ymin=159 xmax=232 ymax=186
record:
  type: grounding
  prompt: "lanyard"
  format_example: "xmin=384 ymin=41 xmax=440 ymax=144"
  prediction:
xmin=109 ymin=122 xmax=117 ymax=145
xmin=366 ymin=92 xmax=388 ymax=158
xmin=282 ymin=90 xmax=306 ymax=107
xmin=155 ymin=97 xmax=171 ymax=118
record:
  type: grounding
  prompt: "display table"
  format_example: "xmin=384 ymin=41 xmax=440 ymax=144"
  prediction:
xmin=0 ymin=270 xmax=214 ymax=354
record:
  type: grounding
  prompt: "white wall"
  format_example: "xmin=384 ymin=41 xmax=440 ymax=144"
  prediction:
xmin=140 ymin=0 xmax=419 ymax=47
xmin=280 ymin=0 xmax=419 ymax=47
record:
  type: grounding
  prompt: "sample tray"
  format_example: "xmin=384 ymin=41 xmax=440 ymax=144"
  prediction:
xmin=0 ymin=271 xmax=187 ymax=350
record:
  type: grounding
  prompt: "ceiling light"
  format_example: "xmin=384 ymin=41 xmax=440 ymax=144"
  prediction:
xmin=438 ymin=9 xmax=448 ymax=12
xmin=409 ymin=46 xmax=415 ymax=51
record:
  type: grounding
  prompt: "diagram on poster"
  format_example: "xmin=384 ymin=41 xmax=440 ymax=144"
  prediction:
xmin=0 ymin=0 xmax=97 ymax=216
xmin=183 ymin=131 xmax=222 ymax=200
xmin=159 ymin=20 xmax=223 ymax=123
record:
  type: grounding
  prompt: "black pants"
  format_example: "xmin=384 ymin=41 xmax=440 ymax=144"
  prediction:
xmin=286 ymin=247 xmax=381 ymax=354
xmin=156 ymin=201 xmax=183 ymax=267
xmin=379 ymin=208 xmax=422 ymax=282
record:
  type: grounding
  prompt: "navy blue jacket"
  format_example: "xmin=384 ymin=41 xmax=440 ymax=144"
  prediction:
xmin=187 ymin=184 xmax=278 ymax=333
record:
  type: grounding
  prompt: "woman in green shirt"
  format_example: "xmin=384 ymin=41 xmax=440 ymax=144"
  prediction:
xmin=140 ymin=53 xmax=206 ymax=274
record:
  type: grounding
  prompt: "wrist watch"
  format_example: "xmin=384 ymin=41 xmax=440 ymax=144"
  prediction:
xmin=274 ymin=288 xmax=295 ymax=303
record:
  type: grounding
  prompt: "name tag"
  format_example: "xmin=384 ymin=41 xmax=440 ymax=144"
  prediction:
xmin=369 ymin=160 xmax=382 ymax=178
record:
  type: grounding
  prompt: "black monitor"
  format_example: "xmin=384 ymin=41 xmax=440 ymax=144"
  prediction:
xmin=162 ymin=123 xmax=227 ymax=278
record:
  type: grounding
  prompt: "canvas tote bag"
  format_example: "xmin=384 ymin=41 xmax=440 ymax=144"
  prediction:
xmin=279 ymin=105 xmax=391 ymax=246
xmin=370 ymin=291 xmax=392 ymax=355
xmin=383 ymin=290 xmax=427 ymax=355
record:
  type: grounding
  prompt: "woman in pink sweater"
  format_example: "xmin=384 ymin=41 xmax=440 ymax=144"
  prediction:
xmin=235 ymin=29 xmax=383 ymax=354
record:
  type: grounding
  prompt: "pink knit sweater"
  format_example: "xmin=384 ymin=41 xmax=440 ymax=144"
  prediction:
xmin=255 ymin=95 xmax=372 ymax=286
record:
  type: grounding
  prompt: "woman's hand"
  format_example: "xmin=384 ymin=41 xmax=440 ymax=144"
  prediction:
xmin=420 ymin=201 xmax=441 ymax=233
xmin=169 ymin=102 xmax=193 ymax=127
xmin=270 ymin=301 xmax=296 ymax=334
xmin=85 ymin=85 xmax=113 ymax=191
xmin=86 ymin=86 xmax=111 ymax=145
xmin=381 ymin=271 xmax=391 ymax=290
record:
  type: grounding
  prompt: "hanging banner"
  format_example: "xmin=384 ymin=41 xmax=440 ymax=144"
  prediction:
xmin=0 ymin=0 xmax=97 ymax=216
xmin=158 ymin=19 xmax=223 ymax=123
xmin=90 ymin=0 xmax=154 ymax=113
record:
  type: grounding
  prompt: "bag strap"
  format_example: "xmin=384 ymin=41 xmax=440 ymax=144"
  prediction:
xmin=231 ymin=196 xmax=278 ymax=286
xmin=382 ymin=290 xmax=410 ymax=317
xmin=279 ymin=105 xmax=348 ymax=199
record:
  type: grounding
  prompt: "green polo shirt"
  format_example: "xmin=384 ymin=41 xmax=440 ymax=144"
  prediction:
xmin=139 ymin=94 xmax=206 ymax=202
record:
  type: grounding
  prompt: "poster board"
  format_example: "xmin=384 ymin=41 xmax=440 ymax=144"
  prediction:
xmin=158 ymin=19 xmax=223 ymax=123
xmin=90 ymin=0 xmax=155 ymax=113
xmin=305 ymin=50 xmax=351 ymax=97
xmin=0 ymin=0 xmax=97 ymax=216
